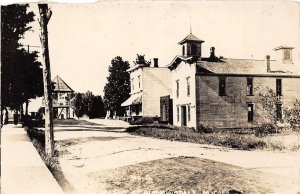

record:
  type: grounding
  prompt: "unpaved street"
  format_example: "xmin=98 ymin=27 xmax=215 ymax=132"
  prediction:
xmin=53 ymin=119 xmax=300 ymax=194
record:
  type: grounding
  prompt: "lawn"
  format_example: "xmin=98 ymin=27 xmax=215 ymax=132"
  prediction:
xmin=127 ymin=124 xmax=300 ymax=151
xmin=53 ymin=118 xmax=100 ymax=126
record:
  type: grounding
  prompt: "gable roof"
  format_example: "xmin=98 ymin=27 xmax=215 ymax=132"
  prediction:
xmin=52 ymin=75 xmax=74 ymax=92
xmin=273 ymin=45 xmax=294 ymax=51
xmin=167 ymin=55 xmax=298 ymax=76
xmin=197 ymin=58 xmax=297 ymax=76
xmin=178 ymin=33 xmax=205 ymax=44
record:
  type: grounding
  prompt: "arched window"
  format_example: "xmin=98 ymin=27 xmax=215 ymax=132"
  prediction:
xmin=191 ymin=44 xmax=197 ymax=55
xmin=182 ymin=45 xmax=185 ymax=55
xmin=284 ymin=50 xmax=290 ymax=60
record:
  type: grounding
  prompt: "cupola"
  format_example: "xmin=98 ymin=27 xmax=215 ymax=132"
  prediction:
xmin=179 ymin=33 xmax=204 ymax=58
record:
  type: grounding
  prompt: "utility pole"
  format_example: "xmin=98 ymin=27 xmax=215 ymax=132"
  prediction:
xmin=38 ymin=4 xmax=54 ymax=157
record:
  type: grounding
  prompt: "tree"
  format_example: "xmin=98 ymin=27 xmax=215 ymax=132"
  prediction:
xmin=103 ymin=56 xmax=130 ymax=116
xmin=73 ymin=92 xmax=105 ymax=118
xmin=258 ymin=87 xmax=283 ymax=133
xmin=84 ymin=93 xmax=105 ymax=119
xmin=73 ymin=93 xmax=85 ymax=117
xmin=1 ymin=4 xmax=43 ymax=112
xmin=284 ymin=100 xmax=300 ymax=132
xmin=133 ymin=54 xmax=151 ymax=67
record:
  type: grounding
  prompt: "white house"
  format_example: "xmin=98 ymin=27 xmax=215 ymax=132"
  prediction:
xmin=121 ymin=59 xmax=172 ymax=119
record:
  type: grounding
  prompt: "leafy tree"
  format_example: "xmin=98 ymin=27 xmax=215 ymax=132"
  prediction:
xmin=133 ymin=54 xmax=151 ymax=67
xmin=258 ymin=87 xmax=284 ymax=133
xmin=73 ymin=92 xmax=105 ymax=118
xmin=103 ymin=56 xmax=130 ymax=116
xmin=1 ymin=4 xmax=43 ymax=112
xmin=284 ymin=100 xmax=300 ymax=132
xmin=73 ymin=93 xmax=85 ymax=117
xmin=84 ymin=93 xmax=105 ymax=119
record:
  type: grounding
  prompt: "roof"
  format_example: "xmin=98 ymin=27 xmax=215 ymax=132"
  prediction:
xmin=273 ymin=45 xmax=295 ymax=51
xmin=167 ymin=56 xmax=298 ymax=76
xmin=178 ymin=33 xmax=205 ymax=44
xmin=121 ymin=93 xmax=142 ymax=106
xmin=197 ymin=58 xmax=297 ymax=76
xmin=52 ymin=75 xmax=74 ymax=92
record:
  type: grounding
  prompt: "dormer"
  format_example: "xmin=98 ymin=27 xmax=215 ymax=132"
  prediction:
xmin=273 ymin=45 xmax=294 ymax=64
xmin=179 ymin=33 xmax=204 ymax=58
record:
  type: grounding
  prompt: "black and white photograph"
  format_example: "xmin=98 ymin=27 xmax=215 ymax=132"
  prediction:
xmin=1 ymin=1 xmax=300 ymax=194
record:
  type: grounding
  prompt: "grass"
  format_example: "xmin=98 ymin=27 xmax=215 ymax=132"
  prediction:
xmin=127 ymin=124 xmax=300 ymax=151
xmin=90 ymin=156 xmax=298 ymax=193
xmin=25 ymin=127 xmax=74 ymax=192
xmin=53 ymin=118 xmax=100 ymax=126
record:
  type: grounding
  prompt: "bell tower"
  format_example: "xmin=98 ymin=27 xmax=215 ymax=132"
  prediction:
xmin=273 ymin=45 xmax=294 ymax=64
xmin=179 ymin=33 xmax=204 ymax=59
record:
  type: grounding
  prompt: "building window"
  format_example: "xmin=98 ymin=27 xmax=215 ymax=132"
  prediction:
xmin=138 ymin=76 xmax=141 ymax=89
xmin=276 ymin=103 xmax=282 ymax=120
xmin=276 ymin=79 xmax=282 ymax=96
xmin=131 ymin=78 xmax=134 ymax=91
xmin=177 ymin=106 xmax=180 ymax=122
xmin=176 ymin=80 xmax=179 ymax=98
xmin=187 ymin=105 xmax=191 ymax=122
xmin=187 ymin=77 xmax=190 ymax=96
xmin=246 ymin=78 xmax=253 ymax=96
xmin=284 ymin=50 xmax=290 ymax=60
xmin=247 ymin=103 xmax=254 ymax=122
xmin=191 ymin=44 xmax=197 ymax=55
xmin=182 ymin=45 xmax=185 ymax=55
xmin=219 ymin=77 xmax=226 ymax=96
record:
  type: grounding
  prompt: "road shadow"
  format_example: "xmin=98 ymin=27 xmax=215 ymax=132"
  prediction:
xmin=54 ymin=126 xmax=126 ymax=132
xmin=56 ymin=136 xmax=130 ymax=147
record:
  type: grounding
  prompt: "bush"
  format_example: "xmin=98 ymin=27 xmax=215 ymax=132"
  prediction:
xmin=130 ymin=117 xmax=155 ymax=125
xmin=253 ymin=124 xmax=277 ymax=137
xmin=128 ymin=126 xmax=267 ymax=150
xmin=196 ymin=123 xmax=216 ymax=133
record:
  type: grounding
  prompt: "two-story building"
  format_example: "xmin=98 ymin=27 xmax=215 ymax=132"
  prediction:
xmin=43 ymin=75 xmax=75 ymax=119
xmin=167 ymin=33 xmax=300 ymax=128
xmin=121 ymin=59 xmax=172 ymax=122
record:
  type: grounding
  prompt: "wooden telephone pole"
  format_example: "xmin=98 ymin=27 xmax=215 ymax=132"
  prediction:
xmin=38 ymin=4 xmax=54 ymax=157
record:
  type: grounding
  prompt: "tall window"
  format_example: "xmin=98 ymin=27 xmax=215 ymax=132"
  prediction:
xmin=177 ymin=106 xmax=180 ymax=122
xmin=276 ymin=103 xmax=282 ymax=120
xmin=191 ymin=44 xmax=197 ymax=55
xmin=284 ymin=50 xmax=290 ymax=60
xmin=176 ymin=80 xmax=179 ymax=98
xmin=276 ymin=79 xmax=282 ymax=96
xmin=246 ymin=78 xmax=253 ymax=96
xmin=219 ymin=77 xmax=226 ymax=96
xmin=187 ymin=105 xmax=191 ymax=122
xmin=247 ymin=103 xmax=254 ymax=122
xmin=138 ymin=76 xmax=141 ymax=89
xmin=131 ymin=78 xmax=134 ymax=91
xmin=182 ymin=45 xmax=185 ymax=55
xmin=187 ymin=77 xmax=190 ymax=96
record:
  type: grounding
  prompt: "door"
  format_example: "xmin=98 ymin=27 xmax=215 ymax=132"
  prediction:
xmin=181 ymin=106 xmax=187 ymax=126
xmin=162 ymin=104 xmax=167 ymax=121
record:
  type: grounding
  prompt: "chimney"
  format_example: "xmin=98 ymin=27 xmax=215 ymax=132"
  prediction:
xmin=266 ymin=55 xmax=271 ymax=73
xmin=210 ymin=47 xmax=215 ymax=58
xmin=153 ymin=58 xmax=158 ymax=67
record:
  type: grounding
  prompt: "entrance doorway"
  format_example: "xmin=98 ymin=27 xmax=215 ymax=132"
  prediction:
xmin=181 ymin=106 xmax=187 ymax=126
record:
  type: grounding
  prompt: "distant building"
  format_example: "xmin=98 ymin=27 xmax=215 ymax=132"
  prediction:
xmin=121 ymin=59 xmax=172 ymax=122
xmin=167 ymin=33 xmax=300 ymax=128
xmin=43 ymin=75 xmax=75 ymax=119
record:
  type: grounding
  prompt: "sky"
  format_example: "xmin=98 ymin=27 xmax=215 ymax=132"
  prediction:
xmin=17 ymin=0 xmax=300 ymax=97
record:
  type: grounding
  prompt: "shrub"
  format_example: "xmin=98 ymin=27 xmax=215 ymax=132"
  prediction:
xmin=253 ymin=124 xmax=277 ymax=137
xmin=130 ymin=117 xmax=155 ymax=125
xmin=196 ymin=123 xmax=216 ymax=133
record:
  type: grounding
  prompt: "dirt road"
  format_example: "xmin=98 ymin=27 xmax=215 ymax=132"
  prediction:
xmin=53 ymin=119 xmax=300 ymax=194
